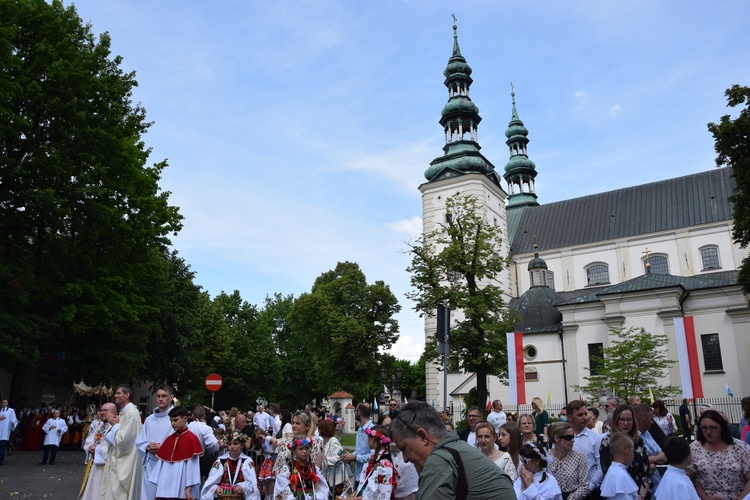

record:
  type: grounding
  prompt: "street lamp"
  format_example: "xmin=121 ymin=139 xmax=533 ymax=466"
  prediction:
xmin=255 ymin=396 xmax=267 ymax=410
xmin=380 ymin=367 xmax=403 ymax=396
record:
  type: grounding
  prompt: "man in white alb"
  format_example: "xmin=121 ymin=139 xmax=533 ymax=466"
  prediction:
xmin=136 ymin=385 xmax=174 ymax=500
xmin=0 ymin=399 xmax=18 ymax=466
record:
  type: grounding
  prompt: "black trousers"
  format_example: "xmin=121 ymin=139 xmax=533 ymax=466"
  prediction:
xmin=41 ymin=444 xmax=58 ymax=464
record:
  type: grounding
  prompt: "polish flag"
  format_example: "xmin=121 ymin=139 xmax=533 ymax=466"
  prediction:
xmin=507 ymin=332 xmax=526 ymax=405
xmin=486 ymin=396 xmax=492 ymax=413
xmin=673 ymin=316 xmax=704 ymax=399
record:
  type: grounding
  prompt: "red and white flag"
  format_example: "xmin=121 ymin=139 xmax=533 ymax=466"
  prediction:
xmin=486 ymin=396 xmax=492 ymax=412
xmin=507 ymin=331 xmax=526 ymax=405
xmin=673 ymin=316 xmax=704 ymax=399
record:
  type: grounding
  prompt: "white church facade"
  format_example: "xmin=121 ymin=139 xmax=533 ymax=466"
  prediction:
xmin=421 ymin=25 xmax=750 ymax=410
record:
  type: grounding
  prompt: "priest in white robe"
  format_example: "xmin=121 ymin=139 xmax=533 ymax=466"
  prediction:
xmin=80 ymin=403 xmax=115 ymax=500
xmin=41 ymin=409 xmax=68 ymax=465
xmin=0 ymin=399 xmax=18 ymax=465
xmin=136 ymin=385 xmax=174 ymax=500
xmin=100 ymin=384 xmax=142 ymax=500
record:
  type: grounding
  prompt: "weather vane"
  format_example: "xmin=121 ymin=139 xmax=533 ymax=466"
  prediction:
xmin=452 ymin=13 xmax=457 ymax=24
xmin=510 ymin=81 xmax=515 ymax=93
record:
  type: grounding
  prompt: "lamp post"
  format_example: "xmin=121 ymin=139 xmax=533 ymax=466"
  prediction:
xmin=380 ymin=367 xmax=403 ymax=398
xmin=255 ymin=396 xmax=267 ymax=411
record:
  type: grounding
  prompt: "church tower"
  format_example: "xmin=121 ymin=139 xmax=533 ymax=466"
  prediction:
xmin=419 ymin=23 xmax=510 ymax=407
xmin=503 ymin=90 xmax=539 ymax=209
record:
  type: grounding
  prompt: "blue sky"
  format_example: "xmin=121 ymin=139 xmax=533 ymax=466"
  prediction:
xmin=67 ymin=1 xmax=749 ymax=362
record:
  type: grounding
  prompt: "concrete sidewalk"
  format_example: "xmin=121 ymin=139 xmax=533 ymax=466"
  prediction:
xmin=0 ymin=448 xmax=85 ymax=498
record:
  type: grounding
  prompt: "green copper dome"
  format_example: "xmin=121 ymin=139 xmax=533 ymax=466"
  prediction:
xmin=441 ymin=95 xmax=479 ymax=118
xmin=504 ymin=154 xmax=536 ymax=174
xmin=443 ymin=25 xmax=473 ymax=85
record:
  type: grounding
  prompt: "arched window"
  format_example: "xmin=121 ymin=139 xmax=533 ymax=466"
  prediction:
xmin=700 ymin=246 xmax=721 ymax=270
xmin=644 ymin=254 xmax=669 ymax=274
xmin=524 ymin=366 xmax=538 ymax=382
xmin=585 ymin=263 xmax=610 ymax=286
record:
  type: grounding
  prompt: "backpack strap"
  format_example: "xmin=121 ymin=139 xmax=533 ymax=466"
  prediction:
xmin=442 ymin=446 xmax=468 ymax=500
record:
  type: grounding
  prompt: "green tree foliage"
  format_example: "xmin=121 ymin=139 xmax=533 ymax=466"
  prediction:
xmin=257 ymin=293 xmax=314 ymax=409
xmin=708 ymin=85 xmax=750 ymax=291
xmin=289 ymin=262 xmax=400 ymax=401
xmin=576 ymin=324 xmax=678 ymax=403
xmin=0 ymin=0 xmax=183 ymax=390
xmin=406 ymin=193 xmax=518 ymax=411
xmin=209 ymin=291 xmax=278 ymax=409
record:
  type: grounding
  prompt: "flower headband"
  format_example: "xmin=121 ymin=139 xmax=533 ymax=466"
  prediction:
xmin=365 ymin=428 xmax=391 ymax=444
xmin=222 ymin=430 xmax=249 ymax=444
xmin=287 ymin=437 xmax=314 ymax=450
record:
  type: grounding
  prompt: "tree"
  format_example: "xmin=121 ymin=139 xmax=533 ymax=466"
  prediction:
xmin=708 ymin=85 xmax=750 ymax=292
xmin=0 ymin=0 xmax=183 ymax=397
xmin=289 ymin=262 xmax=401 ymax=401
xmin=406 ymin=193 xmax=518 ymax=410
xmin=256 ymin=293 xmax=315 ymax=409
xmin=575 ymin=324 xmax=678 ymax=403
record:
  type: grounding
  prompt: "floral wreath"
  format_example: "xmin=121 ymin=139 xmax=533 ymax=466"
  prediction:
xmin=222 ymin=430 xmax=249 ymax=444
xmin=287 ymin=437 xmax=314 ymax=450
xmin=365 ymin=428 xmax=391 ymax=444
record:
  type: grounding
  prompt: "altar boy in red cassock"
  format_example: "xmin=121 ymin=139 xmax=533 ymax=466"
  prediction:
xmin=149 ymin=406 xmax=203 ymax=500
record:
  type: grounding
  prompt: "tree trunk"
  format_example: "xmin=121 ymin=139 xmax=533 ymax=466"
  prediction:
xmin=9 ymin=363 xmax=27 ymax=407
xmin=476 ymin=369 xmax=488 ymax=416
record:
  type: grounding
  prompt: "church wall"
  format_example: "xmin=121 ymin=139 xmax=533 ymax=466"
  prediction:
xmin=512 ymin=221 xmax=746 ymax=298
xmin=420 ymin=174 xmax=510 ymax=405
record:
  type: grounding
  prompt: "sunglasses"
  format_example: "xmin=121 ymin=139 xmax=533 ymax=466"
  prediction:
xmin=561 ymin=435 xmax=575 ymax=441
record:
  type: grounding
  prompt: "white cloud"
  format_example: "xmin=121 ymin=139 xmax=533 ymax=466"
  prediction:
xmin=386 ymin=217 xmax=422 ymax=240
xmin=610 ymin=105 xmax=622 ymax=116
xmin=574 ymin=90 xmax=587 ymax=98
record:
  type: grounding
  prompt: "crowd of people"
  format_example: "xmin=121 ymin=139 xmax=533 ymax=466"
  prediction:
xmin=1 ymin=393 xmax=750 ymax=499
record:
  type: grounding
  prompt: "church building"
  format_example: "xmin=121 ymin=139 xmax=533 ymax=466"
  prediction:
xmin=421 ymin=25 xmax=750 ymax=408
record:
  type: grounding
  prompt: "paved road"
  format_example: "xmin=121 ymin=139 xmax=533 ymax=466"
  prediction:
xmin=0 ymin=448 xmax=84 ymax=498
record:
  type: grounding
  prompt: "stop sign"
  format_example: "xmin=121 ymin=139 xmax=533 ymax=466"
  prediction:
xmin=205 ymin=373 xmax=222 ymax=392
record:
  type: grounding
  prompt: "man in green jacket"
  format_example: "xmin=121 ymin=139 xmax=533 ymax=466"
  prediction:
xmin=390 ymin=401 xmax=515 ymax=499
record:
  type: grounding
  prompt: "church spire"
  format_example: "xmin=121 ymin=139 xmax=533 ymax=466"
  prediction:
xmin=503 ymin=87 xmax=539 ymax=208
xmin=424 ymin=22 xmax=500 ymax=186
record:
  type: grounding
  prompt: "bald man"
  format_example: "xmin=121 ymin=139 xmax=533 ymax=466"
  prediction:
xmin=80 ymin=404 xmax=115 ymax=500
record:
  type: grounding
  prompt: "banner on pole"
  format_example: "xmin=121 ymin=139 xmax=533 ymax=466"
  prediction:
xmin=673 ymin=316 xmax=704 ymax=399
xmin=506 ymin=331 xmax=526 ymax=405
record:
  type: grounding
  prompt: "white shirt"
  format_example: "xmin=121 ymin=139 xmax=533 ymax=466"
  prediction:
xmin=466 ymin=430 xmax=477 ymax=447
xmin=188 ymin=420 xmax=220 ymax=454
xmin=514 ymin=470 xmax=563 ymax=499
xmin=600 ymin=462 xmax=637 ymax=500
xmin=573 ymin=426 xmax=603 ymax=490
xmin=653 ymin=465 xmax=699 ymax=499
xmin=487 ymin=410 xmax=507 ymax=434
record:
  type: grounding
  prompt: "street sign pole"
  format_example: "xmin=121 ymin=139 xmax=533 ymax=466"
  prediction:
xmin=205 ymin=373 xmax=223 ymax=409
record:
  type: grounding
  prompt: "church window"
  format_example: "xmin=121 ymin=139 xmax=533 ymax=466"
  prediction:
xmin=585 ymin=263 xmax=610 ymax=286
xmin=644 ymin=254 xmax=669 ymax=274
xmin=700 ymin=246 xmax=721 ymax=270
xmin=546 ymin=271 xmax=555 ymax=290
xmin=524 ymin=366 xmax=538 ymax=381
xmin=588 ymin=343 xmax=604 ymax=376
xmin=700 ymin=333 xmax=723 ymax=372
xmin=524 ymin=345 xmax=538 ymax=361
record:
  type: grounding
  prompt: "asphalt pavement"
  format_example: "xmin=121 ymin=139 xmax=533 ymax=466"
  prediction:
xmin=0 ymin=448 xmax=84 ymax=498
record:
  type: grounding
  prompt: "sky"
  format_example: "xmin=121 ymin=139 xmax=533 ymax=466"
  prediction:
xmin=65 ymin=0 xmax=750 ymax=362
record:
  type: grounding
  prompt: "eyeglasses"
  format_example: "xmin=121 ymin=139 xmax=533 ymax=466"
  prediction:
xmin=561 ymin=435 xmax=575 ymax=441
xmin=701 ymin=425 xmax=720 ymax=433
xmin=618 ymin=418 xmax=633 ymax=423
xmin=468 ymin=414 xmax=482 ymax=419
xmin=389 ymin=404 xmax=397 ymax=407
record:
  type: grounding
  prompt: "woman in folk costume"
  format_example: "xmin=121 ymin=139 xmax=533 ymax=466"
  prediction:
xmin=200 ymin=430 xmax=260 ymax=500
xmin=350 ymin=425 xmax=397 ymax=500
xmin=273 ymin=436 xmax=329 ymax=500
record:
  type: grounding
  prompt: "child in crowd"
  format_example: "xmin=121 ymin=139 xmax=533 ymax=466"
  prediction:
xmin=600 ymin=432 xmax=649 ymax=500
xmin=273 ymin=435 xmax=329 ymax=500
xmin=352 ymin=425 xmax=397 ymax=500
xmin=653 ymin=435 xmax=699 ymax=499
xmin=150 ymin=406 xmax=203 ymax=500
xmin=513 ymin=442 xmax=562 ymax=499
xmin=200 ymin=430 xmax=259 ymax=500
